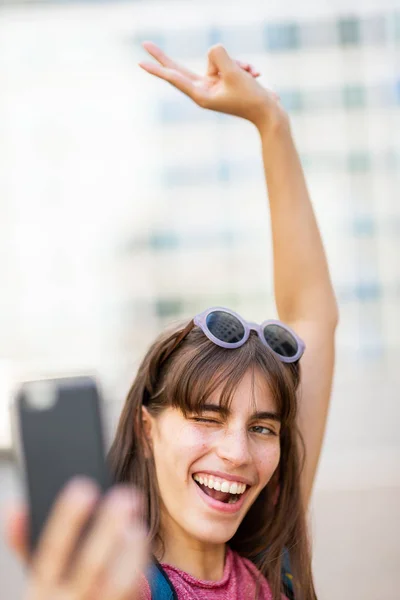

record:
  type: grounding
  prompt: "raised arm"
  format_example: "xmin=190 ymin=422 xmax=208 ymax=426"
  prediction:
xmin=139 ymin=42 xmax=338 ymax=508
xmin=258 ymin=116 xmax=338 ymax=507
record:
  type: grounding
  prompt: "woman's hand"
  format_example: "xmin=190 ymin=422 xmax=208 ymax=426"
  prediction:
xmin=139 ymin=42 xmax=284 ymax=131
xmin=5 ymin=479 xmax=148 ymax=600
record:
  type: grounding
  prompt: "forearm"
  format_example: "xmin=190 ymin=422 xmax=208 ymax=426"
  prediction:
xmin=257 ymin=111 xmax=338 ymax=326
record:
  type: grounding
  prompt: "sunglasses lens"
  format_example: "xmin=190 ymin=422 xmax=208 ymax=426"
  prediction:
xmin=206 ymin=311 xmax=245 ymax=344
xmin=263 ymin=324 xmax=298 ymax=358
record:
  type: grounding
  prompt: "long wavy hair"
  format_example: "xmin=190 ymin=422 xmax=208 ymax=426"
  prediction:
xmin=108 ymin=321 xmax=317 ymax=600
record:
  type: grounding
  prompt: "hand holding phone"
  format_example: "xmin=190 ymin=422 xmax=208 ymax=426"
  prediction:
xmin=6 ymin=480 xmax=148 ymax=600
xmin=7 ymin=375 xmax=149 ymax=599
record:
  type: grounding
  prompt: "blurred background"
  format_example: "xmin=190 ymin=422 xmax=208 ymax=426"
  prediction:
xmin=0 ymin=0 xmax=399 ymax=597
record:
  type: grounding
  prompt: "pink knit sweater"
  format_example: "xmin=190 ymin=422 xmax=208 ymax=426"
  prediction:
xmin=139 ymin=547 xmax=287 ymax=599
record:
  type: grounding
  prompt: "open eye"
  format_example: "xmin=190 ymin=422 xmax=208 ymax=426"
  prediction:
xmin=250 ymin=425 xmax=277 ymax=436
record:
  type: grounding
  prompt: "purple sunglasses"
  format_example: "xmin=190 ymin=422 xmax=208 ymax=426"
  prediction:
xmin=163 ymin=307 xmax=305 ymax=365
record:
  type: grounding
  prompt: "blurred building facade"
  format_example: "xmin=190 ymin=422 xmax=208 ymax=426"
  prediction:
xmin=0 ymin=1 xmax=399 ymax=596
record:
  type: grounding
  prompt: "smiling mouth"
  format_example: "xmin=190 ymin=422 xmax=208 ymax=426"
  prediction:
xmin=192 ymin=475 xmax=249 ymax=505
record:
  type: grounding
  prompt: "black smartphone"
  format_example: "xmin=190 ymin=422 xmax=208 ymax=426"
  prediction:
xmin=12 ymin=375 xmax=112 ymax=552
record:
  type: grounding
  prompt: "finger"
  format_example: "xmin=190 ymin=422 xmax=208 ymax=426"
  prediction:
xmin=100 ymin=524 xmax=149 ymax=600
xmin=207 ymin=44 xmax=236 ymax=75
xmin=249 ymin=67 xmax=261 ymax=77
xmin=242 ymin=66 xmax=261 ymax=78
xmin=4 ymin=503 xmax=29 ymax=562
xmin=236 ymin=60 xmax=249 ymax=69
xmin=142 ymin=41 xmax=199 ymax=81
xmin=248 ymin=64 xmax=261 ymax=76
xmin=32 ymin=478 xmax=99 ymax=587
xmin=69 ymin=487 xmax=140 ymax=598
xmin=236 ymin=60 xmax=261 ymax=77
xmin=139 ymin=61 xmax=196 ymax=98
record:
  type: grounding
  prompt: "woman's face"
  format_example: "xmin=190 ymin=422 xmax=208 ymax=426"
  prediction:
xmin=144 ymin=368 xmax=281 ymax=549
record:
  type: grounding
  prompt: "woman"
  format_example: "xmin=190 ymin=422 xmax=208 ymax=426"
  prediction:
xmin=6 ymin=43 xmax=338 ymax=600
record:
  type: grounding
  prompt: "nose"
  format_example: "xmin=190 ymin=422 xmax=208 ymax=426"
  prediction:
xmin=215 ymin=428 xmax=252 ymax=467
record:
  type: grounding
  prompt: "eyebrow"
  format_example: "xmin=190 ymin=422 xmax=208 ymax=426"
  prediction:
xmin=198 ymin=403 xmax=281 ymax=422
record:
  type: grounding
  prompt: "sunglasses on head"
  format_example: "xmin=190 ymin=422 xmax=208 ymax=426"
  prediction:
xmin=162 ymin=307 xmax=305 ymax=365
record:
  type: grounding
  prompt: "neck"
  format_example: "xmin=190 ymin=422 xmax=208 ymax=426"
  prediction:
xmin=154 ymin=527 xmax=227 ymax=581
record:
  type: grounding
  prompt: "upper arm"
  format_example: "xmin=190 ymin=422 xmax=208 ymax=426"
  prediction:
xmin=288 ymin=319 xmax=337 ymax=508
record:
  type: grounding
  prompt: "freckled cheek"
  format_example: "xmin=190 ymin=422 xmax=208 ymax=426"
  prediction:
xmin=156 ymin=427 xmax=212 ymax=477
xmin=180 ymin=430 xmax=215 ymax=470
xmin=255 ymin=445 xmax=281 ymax=485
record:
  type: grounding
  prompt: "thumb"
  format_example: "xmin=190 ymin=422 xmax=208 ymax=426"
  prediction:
xmin=3 ymin=503 xmax=30 ymax=563
xmin=207 ymin=44 xmax=236 ymax=75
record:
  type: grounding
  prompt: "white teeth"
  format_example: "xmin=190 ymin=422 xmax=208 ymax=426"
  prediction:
xmin=193 ymin=474 xmax=248 ymax=495
xmin=229 ymin=482 xmax=238 ymax=495
xmin=220 ymin=481 xmax=230 ymax=493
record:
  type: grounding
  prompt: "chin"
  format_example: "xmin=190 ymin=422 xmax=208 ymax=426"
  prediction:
xmin=189 ymin=518 xmax=241 ymax=545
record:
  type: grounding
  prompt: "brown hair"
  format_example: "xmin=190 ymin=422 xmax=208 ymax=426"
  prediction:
xmin=108 ymin=321 xmax=317 ymax=600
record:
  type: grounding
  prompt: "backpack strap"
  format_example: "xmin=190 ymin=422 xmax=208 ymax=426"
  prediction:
xmin=281 ymin=547 xmax=295 ymax=600
xmin=147 ymin=560 xmax=178 ymax=600
xmin=254 ymin=547 xmax=295 ymax=599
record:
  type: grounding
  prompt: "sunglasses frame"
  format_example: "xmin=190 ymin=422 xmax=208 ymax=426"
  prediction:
xmin=193 ymin=307 xmax=305 ymax=363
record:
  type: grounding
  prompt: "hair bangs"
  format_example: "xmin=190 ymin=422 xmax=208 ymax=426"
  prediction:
xmin=158 ymin=329 xmax=299 ymax=423
xmin=161 ymin=331 xmax=253 ymax=414
xmin=254 ymin=345 xmax=299 ymax=428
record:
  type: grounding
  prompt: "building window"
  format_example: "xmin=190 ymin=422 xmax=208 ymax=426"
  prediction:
xmin=354 ymin=282 xmax=381 ymax=302
xmin=149 ymin=231 xmax=179 ymax=251
xmin=155 ymin=299 xmax=184 ymax=318
xmin=264 ymin=22 xmax=299 ymax=52
xmin=352 ymin=215 xmax=376 ymax=236
xmin=347 ymin=152 xmax=371 ymax=172
xmin=338 ymin=17 xmax=360 ymax=45
xmin=279 ymin=89 xmax=303 ymax=112
xmin=343 ymin=85 xmax=366 ymax=109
